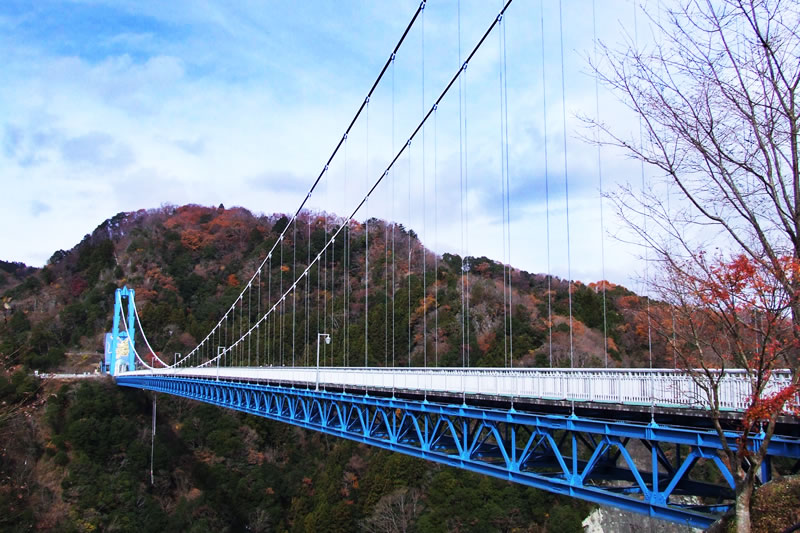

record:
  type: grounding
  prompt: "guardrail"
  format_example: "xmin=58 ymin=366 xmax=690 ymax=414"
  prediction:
xmin=35 ymin=372 xmax=104 ymax=380
xmin=119 ymin=366 xmax=797 ymax=412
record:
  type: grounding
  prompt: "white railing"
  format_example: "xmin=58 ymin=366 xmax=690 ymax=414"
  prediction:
xmin=35 ymin=372 xmax=103 ymax=379
xmin=119 ymin=366 xmax=796 ymax=413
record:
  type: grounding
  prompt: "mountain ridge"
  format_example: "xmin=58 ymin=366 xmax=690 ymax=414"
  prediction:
xmin=2 ymin=203 xmax=663 ymax=374
xmin=0 ymin=203 xmax=675 ymax=532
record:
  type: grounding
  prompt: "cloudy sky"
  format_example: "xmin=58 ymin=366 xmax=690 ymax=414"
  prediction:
xmin=1 ymin=0 xmax=657 ymax=289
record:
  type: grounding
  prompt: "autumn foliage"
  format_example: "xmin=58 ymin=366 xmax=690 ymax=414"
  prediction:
xmin=656 ymin=253 xmax=799 ymax=414
xmin=652 ymin=252 xmax=800 ymax=525
xmin=164 ymin=204 xmax=268 ymax=254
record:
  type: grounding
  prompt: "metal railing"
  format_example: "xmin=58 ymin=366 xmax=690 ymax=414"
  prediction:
xmin=119 ymin=366 xmax=796 ymax=412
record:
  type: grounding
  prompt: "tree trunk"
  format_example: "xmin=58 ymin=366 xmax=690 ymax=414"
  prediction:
xmin=735 ymin=481 xmax=753 ymax=533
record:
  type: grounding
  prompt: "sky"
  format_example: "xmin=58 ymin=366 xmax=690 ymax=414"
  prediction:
xmin=1 ymin=0 xmax=658 ymax=290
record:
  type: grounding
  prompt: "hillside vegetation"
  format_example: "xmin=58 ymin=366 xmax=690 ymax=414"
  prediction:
xmin=1 ymin=204 xmax=662 ymax=373
xmin=0 ymin=204 xmax=665 ymax=531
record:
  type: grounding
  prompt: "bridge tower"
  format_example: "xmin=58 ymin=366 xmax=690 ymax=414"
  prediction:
xmin=108 ymin=286 xmax=136 ymax=375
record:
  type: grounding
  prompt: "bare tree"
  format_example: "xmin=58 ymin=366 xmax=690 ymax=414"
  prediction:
xmin=592 ymin=1 xmax=800 ymax=530
xmin=360 ymin=488 xmax=422 ymax=533
xmin=248 ymin=508 xmax=272 ymax=533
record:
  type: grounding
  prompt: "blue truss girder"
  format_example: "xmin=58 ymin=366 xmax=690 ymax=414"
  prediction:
xmin=116 ymin=375 xmax=800 ymax=529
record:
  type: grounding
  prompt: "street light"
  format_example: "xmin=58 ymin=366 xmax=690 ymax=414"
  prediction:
xmin=316 ymin=333 xmax=331 ymax=391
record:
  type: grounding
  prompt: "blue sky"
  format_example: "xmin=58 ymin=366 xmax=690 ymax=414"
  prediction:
xmin=1 ymin=0 xmax=655 ymax=289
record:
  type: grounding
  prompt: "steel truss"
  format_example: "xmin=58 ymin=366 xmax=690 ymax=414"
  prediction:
xmin=117 ymin=375 xmax=800 ymax=528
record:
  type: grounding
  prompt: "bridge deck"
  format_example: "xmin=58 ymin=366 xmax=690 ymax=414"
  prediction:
xmin=120 ymin=366 xmax=795 ymax=420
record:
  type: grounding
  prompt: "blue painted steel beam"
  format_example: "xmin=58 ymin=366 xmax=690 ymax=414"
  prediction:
xmin=109 ymin=286 xmax=136 ymax=375
xmin=117 ymin=375 xmax=800 ymax=529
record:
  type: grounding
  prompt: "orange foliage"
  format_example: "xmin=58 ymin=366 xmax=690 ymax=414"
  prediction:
xmin=164 ymin=204 xmax=215 ymax=229
xmin=616 ymin=295 xmax=640 ymax=310
xmin=227 ymin=274 xmax=239 ymax=287
xmin=477 ymin=330 xmax=496 ymax=353
xmin=680 ymin=254 xmax=798 ymax=367
xmin=247 ymin=448 xmax=266 ymax=465
xmin=180 ymin=229 xmax=209 ymax=251
xmin=633 ymin=313 xmax=650 ymax=339
xmin=743 ymin=385 xmax=800 ymax=435
xmin=607 ymin=336 xmax=619 ymax=353
xmin=664 ymin=253 xmax=800 ymax=421
xmin=413 ymin=295 xmax=436 ymax=318
xmin=144 ymin=266 xmax=177 ymax=293
xmin=588 ymin=280 xmax=617 ymax=291
xmin=135 ymin=288 xmax=158 ymax=302
xmin=473 ymin=262 xmax=490 ymax=275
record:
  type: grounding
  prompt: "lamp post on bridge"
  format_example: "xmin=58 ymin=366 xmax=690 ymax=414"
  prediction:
xmin=316 ymin=333 xmax=331 ymax=391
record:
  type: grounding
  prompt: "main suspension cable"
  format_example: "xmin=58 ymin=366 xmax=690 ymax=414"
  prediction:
xmin=132 ymin=302 xmax=172 ymax=368
xmin=178 ymin=2 xmax=427 ymax=368
xmin=196 ymin=0 xmax=515 ymax=369
xmin=121 ymin=304 xmax=156 ymax=370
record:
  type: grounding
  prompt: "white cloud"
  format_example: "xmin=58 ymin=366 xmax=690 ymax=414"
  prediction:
xmin=0 ymin=0 xmax=657 ymax=291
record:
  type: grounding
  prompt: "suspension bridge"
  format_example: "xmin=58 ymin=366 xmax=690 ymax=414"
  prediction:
xmin=105 ymin=1 xmax=799 ymax=528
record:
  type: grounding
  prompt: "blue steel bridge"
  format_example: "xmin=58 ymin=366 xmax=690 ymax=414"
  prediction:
xmin=107 ymin=1 xmax=800 ymax=529
xmin=112 ymin=291 xmax=800 ymax=529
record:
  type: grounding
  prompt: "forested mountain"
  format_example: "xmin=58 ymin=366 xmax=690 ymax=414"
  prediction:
xmin=0 ymin=204 xmax=663 ymax=532
xmin=2 ymin=204 xmax=662 ymax=373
